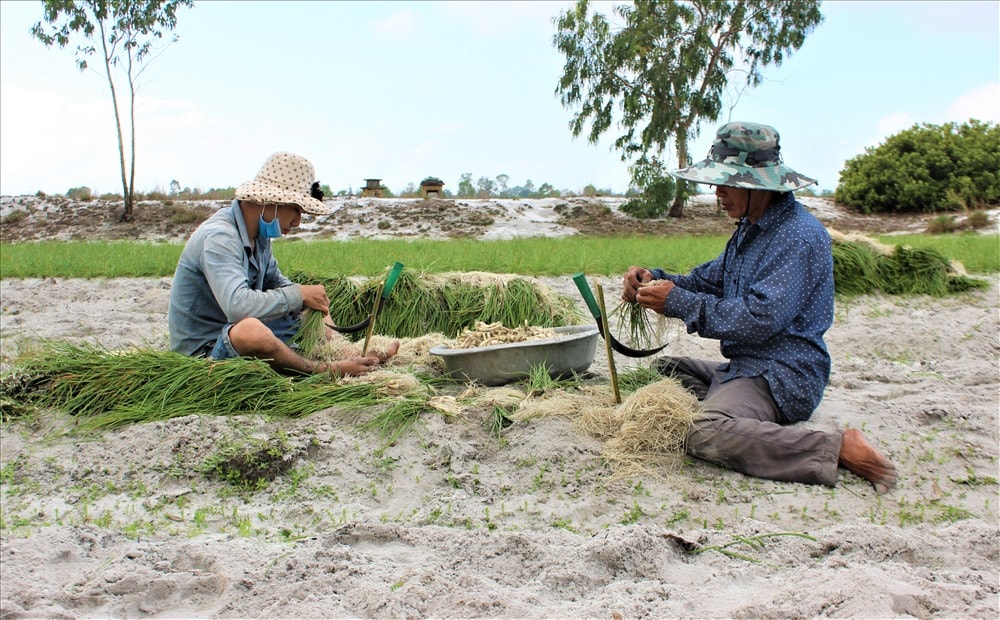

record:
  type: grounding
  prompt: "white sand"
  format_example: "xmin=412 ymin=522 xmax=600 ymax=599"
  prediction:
xmin=1 ymin=270 xmax=997 ymax=619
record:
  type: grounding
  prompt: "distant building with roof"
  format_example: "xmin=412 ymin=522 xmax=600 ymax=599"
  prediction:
xmin=420 ymin=177 xmax=445 ymax=199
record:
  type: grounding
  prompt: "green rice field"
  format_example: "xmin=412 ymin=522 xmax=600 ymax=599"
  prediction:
xmin=1 ymin=233 xmax=996 ymax=280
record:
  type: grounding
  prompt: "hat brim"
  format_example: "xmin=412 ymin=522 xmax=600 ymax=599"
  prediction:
xmin=235 ymin=180 xmax=330 ymax=215
xmin=671 ymin=160 xmax=817 ymax=192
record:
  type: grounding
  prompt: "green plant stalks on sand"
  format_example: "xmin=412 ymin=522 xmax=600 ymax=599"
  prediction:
xmin=3 ymin=343 xmax=384 ymax=430
xmin=689 ymin=531 xmax=817 ymax=563
xmin=360 ymin=396 xmax=431 ymax=449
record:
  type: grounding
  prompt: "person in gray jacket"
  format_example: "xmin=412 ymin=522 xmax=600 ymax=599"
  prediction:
xmin=168 ymin=151 xmax=397 ymax=377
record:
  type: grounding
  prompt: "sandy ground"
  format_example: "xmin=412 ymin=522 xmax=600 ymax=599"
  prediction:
xmin=0 ymin=196 xmax=998 ymax=618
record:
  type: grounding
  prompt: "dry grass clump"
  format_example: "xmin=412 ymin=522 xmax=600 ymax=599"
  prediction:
xmin=577 ymin=378 xmax=701 ymax=479
xmin=341 ymin=369 xmax=423 ymax=397
xmin=578 ymin=404 xmax=622 ymax=440
xmin=513 ymin=385 xmax=615 ymax=421
xmin=385 ymin=333 xmax=450 ymax=372
xmin=827 ymin=228 xmax=894 ymax=255
xmin=514 ymin=391 xmax=588 ymax=421
xmin=310 ymin=335 xmax=353 ymax=361
xmin=426 ymin=395 xmax=463 ymax=416
xmin=474 ymin=386 xmax=528 ymax=410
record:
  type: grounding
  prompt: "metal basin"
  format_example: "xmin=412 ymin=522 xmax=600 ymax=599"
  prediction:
xmin=430 ymin=325 xmax=599 ymax=386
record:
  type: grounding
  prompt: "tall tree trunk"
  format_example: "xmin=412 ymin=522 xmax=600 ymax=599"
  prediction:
xmin=124 ymin=43 xmax=138 ymax=223
xmin=668 ymin=128 xmax=689 ymax=217
xmin=97 ymin=17 xmax=132 ymax=222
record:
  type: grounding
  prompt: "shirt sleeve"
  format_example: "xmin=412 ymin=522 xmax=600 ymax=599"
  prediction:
xmin=662 ymin=238 xmax=817 ymax=344
xmin=263 ymin=253 xmax=295 ymax=291
xmin=650 ymin=253 xmax=726 ymax=298
xmin=200 ymin=231 xmax=302 ymax=322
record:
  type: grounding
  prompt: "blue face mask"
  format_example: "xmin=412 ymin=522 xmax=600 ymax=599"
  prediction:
xmin=258 ymin=204 xmax=281 ymax=239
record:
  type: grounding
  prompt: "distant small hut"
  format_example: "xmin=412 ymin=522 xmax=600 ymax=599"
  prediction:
xmin=361 ymin=179 xmax=384 ymax=198
xmin=420 ymin=177 xmax=445 ymax=199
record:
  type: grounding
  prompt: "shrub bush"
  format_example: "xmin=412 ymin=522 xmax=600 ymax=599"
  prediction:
xmin=926 ymin=214 xmax=957 ymax=234
xmin=834 ymin=120 xmax=999 ymax=214
xmin=66 ymin=186 xmax=93 ymax=201
xmin=167 ymin=204 xmax=210 ymax=226
xmin=2 ymin=210 xmax=28 ymax=225
xmin=966 ymin=210 xmax=991 ymax=229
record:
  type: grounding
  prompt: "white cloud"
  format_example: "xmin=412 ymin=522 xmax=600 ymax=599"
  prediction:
xmin=372 ymin=8 xmax=420 ymax=39
xmin=408 ymin=138 xmax=441 ymax=160
xmin=909 ymin=1 xmax=999 ymax=40
xmin=428 ymin=120 xmax=462 ymax=135
xmin=875 ymin=112 xmax=917 ymax=140
xmin=439 ymin=0 xmax=571 ymax=37
xmin=825 ymin=112 xmax=917 ymax=179
xmin=946 ymin=81 xmax=1000 ymax=124
xmin=137 ymin=97 xmax=209 ymax=133
xmin=861 ymin=83 xmax=999 ymax=157
xmin=0 ymin=84 xmax=120 ymax=194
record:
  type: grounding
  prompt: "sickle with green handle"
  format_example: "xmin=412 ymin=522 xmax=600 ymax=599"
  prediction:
xmin=327 ymin=262 xmax=405 ymax=334
xmin=381 ymin=261 xmax=405 ymax=297
xmin=362 ymin=261 xmax=405 ymax=355
xmin=571 ymin=272 xmax=667 ymax=358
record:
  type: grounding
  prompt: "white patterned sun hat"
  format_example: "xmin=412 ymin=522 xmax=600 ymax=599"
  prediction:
xmin=235 ymin=152 xmax=329 ymax=215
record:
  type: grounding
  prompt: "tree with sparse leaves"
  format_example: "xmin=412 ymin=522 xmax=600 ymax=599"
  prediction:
xmin=495 ymin=173 xmax=510 ymax=198
xmin=31 ymin=0 xmax=193 ymax=222
xmin=456 ymin=173 xmax=476 ymax=198
xmin=476 ymin=176 xmax=496 ymax=198
xmin=554 ymin=0 xmax=822 ymax=217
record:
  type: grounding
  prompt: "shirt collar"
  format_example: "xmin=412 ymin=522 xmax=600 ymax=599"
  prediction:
xmin=744 ymin=192 xmax=796 ymax=232
xmin=231 ymin=199 xmax=253 ymax=253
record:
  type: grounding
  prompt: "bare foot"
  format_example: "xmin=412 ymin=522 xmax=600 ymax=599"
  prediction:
xmin=838 ymin=428 xmax=897 ymax=494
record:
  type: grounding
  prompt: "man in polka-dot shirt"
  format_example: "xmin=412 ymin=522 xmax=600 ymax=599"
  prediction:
xmin=623 ymin=122 xmax=897 ymax=495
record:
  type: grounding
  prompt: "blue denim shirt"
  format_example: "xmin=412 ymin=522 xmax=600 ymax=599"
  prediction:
xmin=168 ymin=200 xmax=303 ymax=356
xmin=650 ymin=193 xmax=834 ymax=422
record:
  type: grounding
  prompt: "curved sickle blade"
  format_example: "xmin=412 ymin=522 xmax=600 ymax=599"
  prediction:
xmin=573 ymin=272 xmax=666 ymax=358
xmin=596 ymin=320 xmax=667 ymax=358
xmin=327 ymin=315 xmax=370 ymax=334
xmin=326 ymin=262 xmax=404 ymax=335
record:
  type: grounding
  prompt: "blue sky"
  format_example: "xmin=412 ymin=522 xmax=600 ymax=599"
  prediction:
xmin=1 ymin=0 xmax=997 ymax=197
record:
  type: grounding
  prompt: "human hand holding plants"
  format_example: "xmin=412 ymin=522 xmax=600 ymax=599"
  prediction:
xmin=635 ymin=280 xmax=674 ymax=315
xmin=622 ymin=266 xmax=652 ymax=302
xmin=300 ymin=284 xmax=330 ymax=313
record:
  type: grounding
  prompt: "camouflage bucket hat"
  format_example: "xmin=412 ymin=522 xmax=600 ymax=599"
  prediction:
xmin=671 ymin=122 xmax=817 ymax=192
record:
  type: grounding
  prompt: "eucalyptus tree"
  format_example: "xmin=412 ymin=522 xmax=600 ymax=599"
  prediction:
xmin=31 ymin=0 xmax=193 ymax=222
xmin=554 ymin=0 xmax=823 ymax=217
xmin=457 ymin=173 xmax=476 ymax=198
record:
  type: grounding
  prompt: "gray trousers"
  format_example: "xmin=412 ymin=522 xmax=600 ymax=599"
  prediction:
xmin=656 ymin=356 xmax=842 ymax=487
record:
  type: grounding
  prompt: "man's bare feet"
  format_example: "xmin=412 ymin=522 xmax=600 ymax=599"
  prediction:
xmin=838 ymin=428 xmax=898 ymax=494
